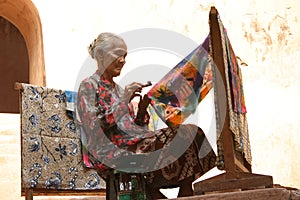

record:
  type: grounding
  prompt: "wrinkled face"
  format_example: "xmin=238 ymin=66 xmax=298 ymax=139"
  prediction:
xmin=102 ymin=38 xmax=127 ymax=78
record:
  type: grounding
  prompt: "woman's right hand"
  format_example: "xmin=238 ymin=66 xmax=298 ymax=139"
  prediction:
xmin=122 ymin=82 xmax=145 ymax=102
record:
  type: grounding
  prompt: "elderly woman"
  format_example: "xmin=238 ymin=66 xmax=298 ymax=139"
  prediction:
xmin=76 ymin=32 xmax=216 ymax=199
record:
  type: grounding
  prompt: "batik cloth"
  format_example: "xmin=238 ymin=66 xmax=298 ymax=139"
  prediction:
xmin=146 ymin=25 xmax=251 ymax=170
xmin=147 ymin=38 xmax=213 ymax=127
xmin=221 ymin=25 xmax=251 ymax=165
xmin=76 ymin=72 xmax=216 ymax=188
xmin=19 ymin=83 xmax=105 ymax=190
xmin=212 ymin=14 xmax=252 ymax=168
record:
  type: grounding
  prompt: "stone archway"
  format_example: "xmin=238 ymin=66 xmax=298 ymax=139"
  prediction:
xmin=0 ymin=0 xmax=45 ymax=113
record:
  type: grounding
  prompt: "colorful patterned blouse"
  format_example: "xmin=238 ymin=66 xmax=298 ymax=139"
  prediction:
xmin=76 ymin=71 xmax=152 ymax=172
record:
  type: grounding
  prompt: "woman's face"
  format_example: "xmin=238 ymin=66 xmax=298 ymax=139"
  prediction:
xmin=102 ymin=39 xmax=127 ymax=78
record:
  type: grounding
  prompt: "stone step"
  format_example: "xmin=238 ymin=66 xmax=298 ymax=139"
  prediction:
xmin=174 ymin=188 xmax=300 ymax=200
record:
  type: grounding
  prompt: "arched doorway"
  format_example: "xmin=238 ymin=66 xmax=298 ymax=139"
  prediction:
xmin=0 ymin=17 xmax=29 ymax=113
xmin=0 ymin=0 xmax=46 ymax=113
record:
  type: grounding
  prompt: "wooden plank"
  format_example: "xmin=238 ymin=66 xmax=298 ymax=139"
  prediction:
xmin=178 ymin=188 xmax=291 ymax=200
xmin=194 ymin=172 xmax=273 ymax=195
xmin=21 ymin=188 xmax=106 ymax=197
xmin=25 ymin=188 xmax=33 ymax=200
xmin=14 ymin=82 xmax=23 ymax=90
xmin=234 ymin=157 xmax=250 ymax=173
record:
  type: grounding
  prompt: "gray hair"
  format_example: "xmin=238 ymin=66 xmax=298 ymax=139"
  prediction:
xmin=88 ymin=32 xmax=124 ymax=61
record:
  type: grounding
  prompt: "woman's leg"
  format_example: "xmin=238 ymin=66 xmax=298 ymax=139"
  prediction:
xmin=177 ymin=175 xmax=194 ymax=197
xmin=146 ymin=184 xmax=166 ymax=199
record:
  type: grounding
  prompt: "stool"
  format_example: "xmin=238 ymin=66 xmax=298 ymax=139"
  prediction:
xmin=114 ymin=171 xmax=147 ymax=200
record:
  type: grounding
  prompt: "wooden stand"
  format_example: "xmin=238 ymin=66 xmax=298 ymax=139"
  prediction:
xmin=193 ymin=7 xmax=273 ymax=195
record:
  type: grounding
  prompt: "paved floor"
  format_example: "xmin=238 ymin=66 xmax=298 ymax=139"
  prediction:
xmin=0 ymin=113 xmax=23 ymax=200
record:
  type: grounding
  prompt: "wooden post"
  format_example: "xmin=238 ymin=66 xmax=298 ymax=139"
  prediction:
xmin=25 ymin=188 xmax=33 ymax=200
xmin=208 ymin=6 xmax=239 ymax=178
xmin=193 ymin=7 xmax=273 ymax=195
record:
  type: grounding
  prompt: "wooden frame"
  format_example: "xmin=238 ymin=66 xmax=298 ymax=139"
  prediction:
xmin=22 ymin=188 xmax=105 ymax=200
xmin=193 ymin=7 xmax=273 ymax=195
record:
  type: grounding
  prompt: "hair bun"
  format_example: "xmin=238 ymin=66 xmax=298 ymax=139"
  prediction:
xmin=88 ymin=39 xmax=97 ymax=58
xmin=88 ymin=33 xmax=124 ymax=60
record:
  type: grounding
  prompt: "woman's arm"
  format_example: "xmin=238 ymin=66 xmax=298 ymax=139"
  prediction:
xmin=134 ymin=94 xmax=151 ymax=126
xmin=77 ymin=80 xmax=101 ymax=130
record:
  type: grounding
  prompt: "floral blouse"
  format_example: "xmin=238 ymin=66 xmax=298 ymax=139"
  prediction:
xmin=76 ymin=71 xmax=151 ymax=172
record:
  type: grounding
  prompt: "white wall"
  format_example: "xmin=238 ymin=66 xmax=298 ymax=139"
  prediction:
xmin=32 ymin=0 xmax=300 ymax=189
